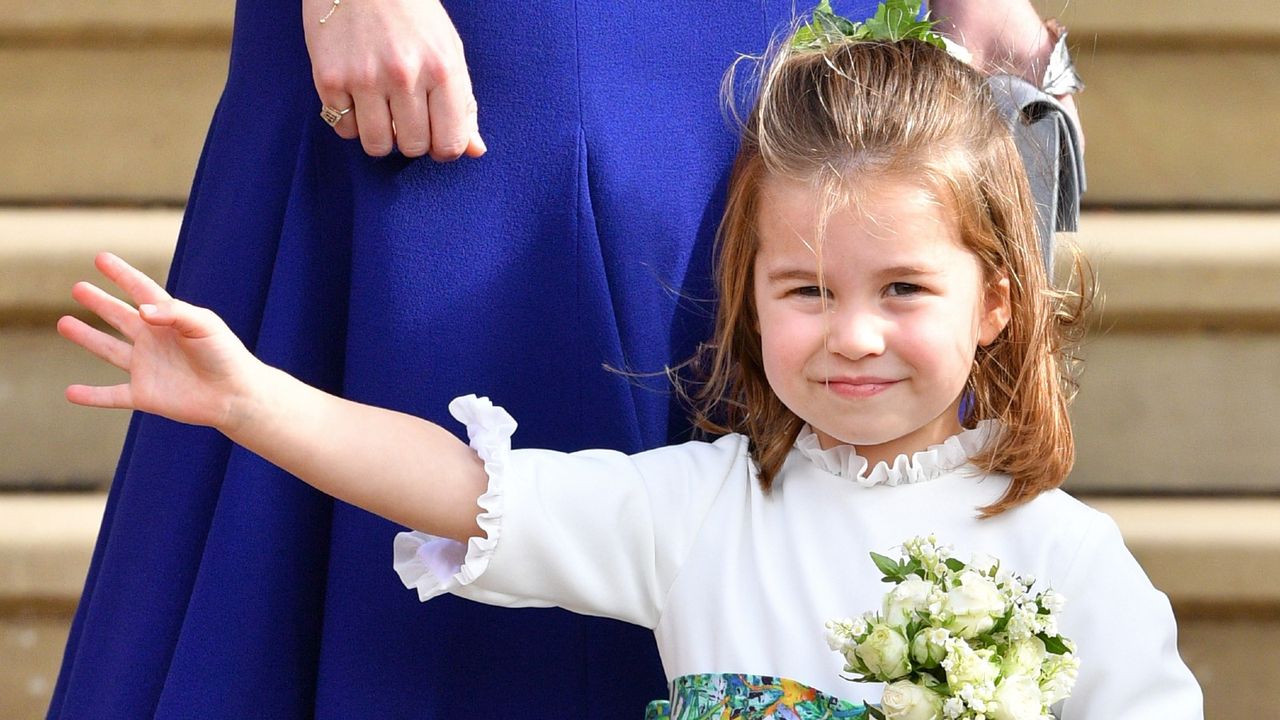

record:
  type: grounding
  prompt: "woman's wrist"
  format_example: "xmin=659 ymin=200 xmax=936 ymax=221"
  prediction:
xmin=930 ymin=0 xmax=1054 ymax=86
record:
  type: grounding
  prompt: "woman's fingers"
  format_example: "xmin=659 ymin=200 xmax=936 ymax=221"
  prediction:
xmin=65 ymin=382 xmax=134 ymax=410
xmin=353 ymin=91 xmax=395 ymax=157
xmin=465 ymin=126 xmax=487 ymax=159
xmin=390 ymin=87 xmax=431 ymax=158
xmin=425 ymin=72 xmax=476 ymax=163
xmin=58 ymin=315 xmax=133 ymax=371
xmin=320 ymin=91 xmax=359 ymax=140
xmin=94 ymin=252 xmax=169 ymax=307
xmin=314 ymin=66 xmax=358 ymax=140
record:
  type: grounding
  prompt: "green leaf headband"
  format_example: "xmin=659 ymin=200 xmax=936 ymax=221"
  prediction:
xmin=792 ymin=0 xmax=948 ymax=51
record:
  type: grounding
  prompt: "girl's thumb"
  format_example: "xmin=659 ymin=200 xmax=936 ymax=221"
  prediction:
xmin=139 ymin=302 xmax=179 ymax=328
xmin=140 ymin=300 xmax=218 ymax=339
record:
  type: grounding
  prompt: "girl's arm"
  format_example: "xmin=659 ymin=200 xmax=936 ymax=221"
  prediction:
xmin=59 ymin=253 xmax=486 ymax=543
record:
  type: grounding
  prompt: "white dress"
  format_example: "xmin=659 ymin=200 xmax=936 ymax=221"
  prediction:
xmin=394 ymin=396 xmax=1204 ymax=719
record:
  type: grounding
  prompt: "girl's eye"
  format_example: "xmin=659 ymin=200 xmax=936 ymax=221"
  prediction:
xmin=790 ymin=286 xmax=828 ymax=298
xmin=886 ymin=282 xmax=923 ymax=297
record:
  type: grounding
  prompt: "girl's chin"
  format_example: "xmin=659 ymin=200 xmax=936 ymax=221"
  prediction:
xmin=812 ymin=426 xmax=907 ymax=451
xmin=812 ymin=418 xmax=962 ymax=453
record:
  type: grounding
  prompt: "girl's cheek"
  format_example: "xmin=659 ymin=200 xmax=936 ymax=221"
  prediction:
xmin=896 ymin=314 xmax=970 ymax=363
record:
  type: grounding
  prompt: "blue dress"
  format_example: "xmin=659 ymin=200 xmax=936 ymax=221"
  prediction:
xmin=48 ymin=2 xmax=877 ymax=717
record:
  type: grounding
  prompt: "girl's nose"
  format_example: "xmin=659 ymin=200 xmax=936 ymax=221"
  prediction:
xmin=825 ymin=306 xmax=887 ymax=359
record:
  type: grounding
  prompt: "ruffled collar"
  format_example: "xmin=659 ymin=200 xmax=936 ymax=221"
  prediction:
xmin=793 ymin=420 xmax=999 ymax=487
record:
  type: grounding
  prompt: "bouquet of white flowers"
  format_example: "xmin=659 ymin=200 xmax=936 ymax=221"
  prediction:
xmin=825 ymin=536 xmax=1079 ymax=720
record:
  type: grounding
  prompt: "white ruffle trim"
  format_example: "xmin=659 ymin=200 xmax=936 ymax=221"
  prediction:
xmin=392 ymin=394 xmax=515 ymax=602
xmin=793 ymin=420 xmax=999 ymax=487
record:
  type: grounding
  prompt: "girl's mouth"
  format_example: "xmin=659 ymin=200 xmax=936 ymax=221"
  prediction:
xmin=820 ymin=377 xmax=899 ymax=398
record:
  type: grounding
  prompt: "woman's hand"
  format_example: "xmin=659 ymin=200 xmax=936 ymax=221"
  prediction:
xmin=58 ymin=253 xmax=264 ymax=434
xmin=930 ymin=0 xmax=1083 ymax=146
xmin=302 ymin=0 xmax=486 ymax=161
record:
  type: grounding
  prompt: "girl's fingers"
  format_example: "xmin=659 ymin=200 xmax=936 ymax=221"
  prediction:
xmin=57 ymin=315 xmax=132 ymax=371
xmin=65 ymin=382 xmax=133 ymax=410
xmin=138 ymin=300 xmax=223 ymax=340
xmin=70 ymin=281 xmax=141 ymax=339
xmin=94 ymin=253 xmax=169 ymax=308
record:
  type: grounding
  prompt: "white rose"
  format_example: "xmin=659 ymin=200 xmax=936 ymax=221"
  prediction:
xmin=1002 ymin=636 xmax=1047 ymax=678
xmin=856 ymin=623 xmax=913 ymax=680
xmin=991 ymin=675 xmax=1044 ymax=720
xmin=885 ymin=576 xmax=935 ymax=626
xmin=945 ymin=571 xmax=1007 ymax=638
xmin=882 ymin=680 xmax=944 ymax=720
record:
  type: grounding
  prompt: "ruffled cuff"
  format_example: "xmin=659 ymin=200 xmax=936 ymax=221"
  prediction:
xmin=393 ymin=394 xmax=516 ymax=602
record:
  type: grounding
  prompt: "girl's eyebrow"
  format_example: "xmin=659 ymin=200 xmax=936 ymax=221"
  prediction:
xmin=877 ymin=265 xmax=939 ymax=278
xmin=765 ymin=268 xmax=819 ymax=283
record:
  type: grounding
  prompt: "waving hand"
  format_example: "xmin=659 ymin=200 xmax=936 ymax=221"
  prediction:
xmin=58 ymin=253 xmax=263 ymax=433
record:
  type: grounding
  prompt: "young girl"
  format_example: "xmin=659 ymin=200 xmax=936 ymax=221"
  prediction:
xmin=59 ymin=32 xmax=1201 ymax=720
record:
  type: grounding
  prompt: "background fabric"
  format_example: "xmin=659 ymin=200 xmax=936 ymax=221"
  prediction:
xmin=48 ymin=2 xmax=878 ymax=718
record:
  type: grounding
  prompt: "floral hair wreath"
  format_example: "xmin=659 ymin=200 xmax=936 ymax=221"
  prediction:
xmin=793 ymin=0 xmax=974 ymax=65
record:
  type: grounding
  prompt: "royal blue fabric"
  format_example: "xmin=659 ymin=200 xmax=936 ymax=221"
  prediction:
xmin=48 ymin=2 xmax=876 ymax=718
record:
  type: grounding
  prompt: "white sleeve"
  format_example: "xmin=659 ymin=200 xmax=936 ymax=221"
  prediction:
xmin=1056 ymin=512 xmax=1204 ymax=720
xmin=392 ymin=394 xmax=747 ymax=629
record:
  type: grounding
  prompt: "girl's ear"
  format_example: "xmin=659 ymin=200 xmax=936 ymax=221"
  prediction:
xmin=978 ymin=275 xmax=1012 ymax=347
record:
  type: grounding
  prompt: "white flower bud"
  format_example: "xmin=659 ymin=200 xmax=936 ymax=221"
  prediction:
xmin=1039 ymin=654 xmax=1080 ymax=705
xmin=911 ymin=627 xmax=950 ymax=668
xmin=856 ymin=623 xmax=913 ymax=680
xmin=1040 ymin=590 xmax=1066 ymax=615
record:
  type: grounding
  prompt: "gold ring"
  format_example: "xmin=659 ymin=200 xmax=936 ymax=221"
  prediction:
xmin=320 ymin=105 xmax=352 ymax=127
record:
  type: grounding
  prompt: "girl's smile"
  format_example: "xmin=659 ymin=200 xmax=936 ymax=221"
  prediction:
xmin=753 ymin=176 xmax=1011 ymax=468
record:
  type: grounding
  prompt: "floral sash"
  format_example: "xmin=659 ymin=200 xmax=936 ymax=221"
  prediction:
xmin=645 ymin=674 xmax=868 ymax=720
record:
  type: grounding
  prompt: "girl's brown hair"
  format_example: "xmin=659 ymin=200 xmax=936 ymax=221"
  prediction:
xmin=691 ymin=37 xmax=1087 ymax=516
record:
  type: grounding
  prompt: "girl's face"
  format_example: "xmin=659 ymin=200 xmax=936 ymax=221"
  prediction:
xmin=753 ymin=176 xmax=1010 ymax=467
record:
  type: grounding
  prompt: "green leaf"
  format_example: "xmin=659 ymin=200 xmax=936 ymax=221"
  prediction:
xmin=867 ymin=705 xmax=888 ymax=720
xmin=792 ymin=0 xmax=947 ymax=51
xmin=870 ymin=551 xmax=903 ymax=579
xmin=1041 ymin=633 xmax=1070 ymax=655
xmin=944 ymin=557 xmax=966 ymax=573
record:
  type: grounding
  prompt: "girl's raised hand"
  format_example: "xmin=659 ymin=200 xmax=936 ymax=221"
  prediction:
xmin=57 ymin=253 xmax=263 ymax=433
